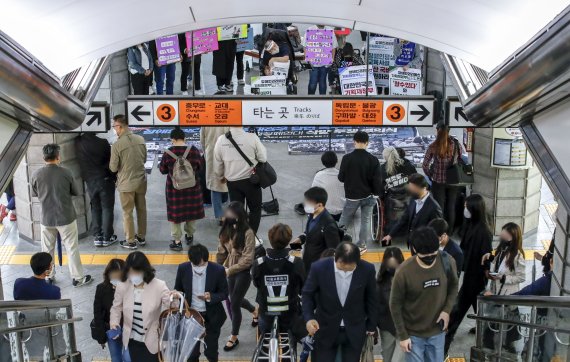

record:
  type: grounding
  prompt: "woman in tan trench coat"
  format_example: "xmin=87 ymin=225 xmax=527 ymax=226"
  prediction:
xmin=200 ymin=126 xmax=231 ymax=223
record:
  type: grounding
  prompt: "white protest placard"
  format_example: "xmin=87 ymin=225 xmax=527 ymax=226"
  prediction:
xmin=250 ymin=76 xmax=287 ymax=95
xmin=271 ymin=61 xmax=290 ymax=78
xmin=339 ymin=65 xmax=377 ymax=96
xmin=242 ymin=100 xmax=332 ymax=125
xmin=368 ymin=36 xmax=395 ymax=88
xmin=389 ymin=67 xmax=422 ymax=96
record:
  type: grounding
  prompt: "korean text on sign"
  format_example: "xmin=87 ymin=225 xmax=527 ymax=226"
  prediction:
xmin=188 ymin=28 xmax=219 ymax=55
xmin=155 ymin=35 xmax=181 ymax=66
xmin=305 ymin=29 xmax=334 ymax=66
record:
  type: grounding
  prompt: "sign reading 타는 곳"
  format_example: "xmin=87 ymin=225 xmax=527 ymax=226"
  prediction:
xmin=179 ymin=100 xmax=242 ymax=126
xmin=333 ymin=100 xmax=383 ymax=126
xmin=305 ymin=29 xmax=334 ymax=66
xmin=242 ymin=100 xmax=332 ymax=126
xmin=155 ymin=35 xmax=181 ymax=66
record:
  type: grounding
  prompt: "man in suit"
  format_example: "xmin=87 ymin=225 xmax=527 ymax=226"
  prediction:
xmin=382 ymin=173 xmax=443 ymax=247
xmin=302 ymin=242 xmax=378 ymax=362
xmin=429 ymin=218 xmax=464 ymax=276
xmin=174 ymin=244 xmax=229 ymax=362
xmin=290 ymin=187 xmax=341 ymax=273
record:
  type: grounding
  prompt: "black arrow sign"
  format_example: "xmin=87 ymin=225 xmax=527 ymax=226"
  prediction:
xmin=131 ymin=105 xmax=151 ymax=122
xmin=410 ymin=104 xmax=430 ymax=121
xmin=86 ymin=110 xmax=102 ymax=126
xmin=454 ymin=107 xmax=467 ymax=122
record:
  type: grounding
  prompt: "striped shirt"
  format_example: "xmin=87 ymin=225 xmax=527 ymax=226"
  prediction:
xmin=131 ymin=288 xmax=145 ymax=342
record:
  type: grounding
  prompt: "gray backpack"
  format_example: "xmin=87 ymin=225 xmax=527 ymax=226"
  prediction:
xmin=164 ymin=148 xmax=196 ymax=190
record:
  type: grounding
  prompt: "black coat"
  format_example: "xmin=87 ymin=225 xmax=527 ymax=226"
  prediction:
xmin=302 ymin=258 xmax=378 ymax=349
xmin=212 ymin=40 xmax=237 ymax=78
xmin=174 ymin=261 xmax=228 ymax=330
xmin=299 ymin=210 xmax=340 ymax=273
xmin=74 ymin=134 xmax=113 ymax=183
xmin=444 ymin=238 xmax=465 ymax=277
xmin=460 ymin=223 xmax=493 ymax=292
xmin=388 ymin=193 xmax=443 ymax=238
xmin=92 ymin=282 xmax=116 ymax=344
xmin=376 ymin=274 xmax=396 ymax=335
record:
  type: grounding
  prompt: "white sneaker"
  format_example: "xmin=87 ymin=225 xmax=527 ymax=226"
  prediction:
xmin=149 ymin=86 xmax=155 ymax=95
xmin=181 ymin=91 xmax=189 ymax=95
xmin=238 ymin=79 xmax=245 ymax=85
xmin=223 ymin=84 xmax=234 ymax=92
xmin=194 ymin=89 xmax=204 ymax=96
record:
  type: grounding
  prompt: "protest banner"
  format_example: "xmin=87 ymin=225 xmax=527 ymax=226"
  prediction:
xmin=389 ymin=67 xmax=422 ymax=96
xmin=217 ymin=24 xmax=248 ymax=41
xmin=250 ymin=76 xmax=287 ymax=95
xmin=339 ymin=65 xmax=377 ymax=96
xmin=187 ymin=28 xmax=219 ymax=55
xmin=155 ymin=35 xmax=181 ymax=65
xmin=305 ymin=29 xmax=334 ymax=66
xmin=236 ymin=28 xmax=254 ymax=52
xmin=368 ymin=36 xmax=395 ymax=87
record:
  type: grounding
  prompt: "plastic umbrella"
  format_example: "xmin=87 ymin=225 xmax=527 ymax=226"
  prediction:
xmin=177 ymin=316 xmax=206 ymax=362
xmin=299 ymin=335 xmax=314 ymax=362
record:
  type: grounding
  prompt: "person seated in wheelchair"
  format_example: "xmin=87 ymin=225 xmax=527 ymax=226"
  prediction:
xmin=252 ymin=223 xmax=306 ymax=342
xmin=329 ymin=42 xmax=364 ymax=94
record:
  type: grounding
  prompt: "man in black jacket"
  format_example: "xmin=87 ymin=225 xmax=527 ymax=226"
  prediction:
xmin=302 ymin=242 xmax=378 ymax=362
xmin=382 ymin=173 xmax=443 ymax=247
xmin=175 ymin=244 xmax=229 ymax=362
xmin=75 ymin=133 xmax=117 ymax=247
xmin=338 ymin=131 xmax=381 ymax=251
xmin=290 ymin=187 xmax=340 ymax=273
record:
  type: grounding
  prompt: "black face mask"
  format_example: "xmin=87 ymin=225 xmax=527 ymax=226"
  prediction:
xmin=224 ymin=217 xmax=238 ymax=226
xmin=499 ymin=238 xmax=511 ymax=245
xmin=386 ymin=267 xmax=396 ymax=276
xmin=418 ymin=254 xmax=437 ymax=265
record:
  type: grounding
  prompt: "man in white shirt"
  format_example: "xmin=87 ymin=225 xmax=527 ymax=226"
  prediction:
xmin=302 ymin=242 xmax=377 ymax=362
xmin=311 ymin=151 xmax=345 ymax=220
xmin=213 ymin=127 xmax=267 ymax=232
xmin=304 ymin=25 xmax=338 ymax=95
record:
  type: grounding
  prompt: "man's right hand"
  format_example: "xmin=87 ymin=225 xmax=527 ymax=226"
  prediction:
xmin=381 ymin=235 xmax=392 ymax=246
xmin=306 ymin=320 xmax=319 ymax=335
xmin=400 ymin=338 xmax=412 ymax=353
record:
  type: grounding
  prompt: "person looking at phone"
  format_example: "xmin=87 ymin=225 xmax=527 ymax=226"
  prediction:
xmin=390 ymin=227 xmax=458 ymax=362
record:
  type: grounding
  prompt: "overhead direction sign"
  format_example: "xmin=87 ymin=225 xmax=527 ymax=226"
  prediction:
xmin=446 ymin=98 xmax=474 ymax=127
xmin=179 ymin=100 xmax=242 ymax=126
xmin=383 ymin=100 xmax=408 ymax=125
xmin=128 ymin=101 xmax=153 ymax=125
xmin=153 ymin=100 xmax=179 ymax=125
xmin=333 ymin=100 xmax=383 ymax=126
xmin=408 ymin=100 xmax=433 ymax=125
xmin=82 ymin=103 xmax=109 ymax=132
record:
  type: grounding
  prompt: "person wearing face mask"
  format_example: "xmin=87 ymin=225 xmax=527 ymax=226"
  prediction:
xmin=262 ymin=39 xmax=291 ymax=71
xmin=376 ymin=247 xmax=405 ymax=362
xmin=215 ymin=201 xmax=257 ymax=351
xmin=428 ymin=218 xmax=464 ymax=277
xmin=390 ymin=227 xmax=458 ymax=362
xmin=175 ymin=244 xmax=228 ymax=362
xmin=302 ymin=242 xmax=378 ymax=362
xmin=290 ymin=187 xmax=341 ymax=273
xmin=110 ymin=251 xmax=171 ymax=361
xmin=444 ymin=193 xmax=492 ymax=354
xmin=382 ymin=173 xmax=443 ymax=248
xmin=92 ymin=259 xmax=129 ymax=362
xmin=13 ymin=252 xmax=61 ymax=300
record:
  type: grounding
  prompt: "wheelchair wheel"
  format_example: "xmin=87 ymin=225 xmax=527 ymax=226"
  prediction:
xmin=370 ymin=198 xmax=382 ymax=241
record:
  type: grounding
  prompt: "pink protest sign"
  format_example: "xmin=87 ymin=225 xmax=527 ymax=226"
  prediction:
xmin=305 ymin=29 xmax=334 ymax=66
xmin=155 ymin=34 xmax=181 ymax=65
xmin=186 ymin=28 xmax=219 ymax=56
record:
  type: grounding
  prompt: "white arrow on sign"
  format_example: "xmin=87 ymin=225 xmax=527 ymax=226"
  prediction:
xmin=128 ymin=101 xmax=153 ymax=125
xmin=81 ymin=105 xmax=107 ymax=132
xmin=407 ymin=100 xmax=433 ymax=125
xmin=448 ymin=101 xmax=473 ymax=127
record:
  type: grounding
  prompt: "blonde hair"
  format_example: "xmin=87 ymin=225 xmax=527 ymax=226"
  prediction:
xmin=383 ymin=146 xmax=404 ymax=176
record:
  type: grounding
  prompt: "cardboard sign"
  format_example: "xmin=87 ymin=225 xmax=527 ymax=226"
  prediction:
xmin=338 ymin=65 xmax=377 ymax=96
xmin=217 ymin=25 xmax=248 ymax=41
xmin=305 ymin=29 xmax=334 ymax=66
xmin=368 ymin=36 xmax=395 ymax=88
xmin=179 ymin=100 xmax=242 ymax=126
xmin=155 ymin=35 xmax=181 ymax=66
xmin=271 ymin=61 xmax=290 ymax=78
xmin=188 ymin=28 xmax=219 ymax=55
xmin=333 ymin=100 xmax=383 ymax=126
xmin=236 ymin=28 xmax=254 ymax=52
xmin=389 ymin=68 xmax=422 ymax=96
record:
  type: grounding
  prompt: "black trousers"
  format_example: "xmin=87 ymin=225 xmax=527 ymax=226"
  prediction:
xmin=431 ymin=182 xmax=459 ymax=233
xmin=235 ymin=51 xmax=245 ymax=80
xmin=445 ymin=283 xmax=483 ymax=352
xmin=130 ymin=73 xmax=152 ymax=95
xmin=86 ymin=178 xmax=115 ymax=239
xmin=314 ymin=328 xmax=362 ymax=362
xmin=128 ymin=340 xmax=158 ymax=362
xmin=181 ymin=54 xmax=202 ymax=91
xmin=227 ymin=178 xmax=262 ymax=233
xmin=189 ymin=312 xmax=222 ymax=362
xmin=228 ymin=270 xmax=256 ymax=336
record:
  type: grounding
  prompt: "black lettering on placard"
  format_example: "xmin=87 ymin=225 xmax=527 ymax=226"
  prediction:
xmin=423 ymin=278 xmax=441 ymax=288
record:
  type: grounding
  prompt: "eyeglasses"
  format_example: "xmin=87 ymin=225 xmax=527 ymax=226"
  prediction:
xmin=112 ymin=124 xmax=121 ymax=129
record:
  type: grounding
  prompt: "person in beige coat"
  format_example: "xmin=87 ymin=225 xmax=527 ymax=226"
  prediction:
xmin=200 ymin=127 xmax=230 ymax=223
xmin=110 ymin=251 xmax=171 ymax=361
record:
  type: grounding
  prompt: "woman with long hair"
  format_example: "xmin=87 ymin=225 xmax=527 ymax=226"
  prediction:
xmin=485 ymin=222 xmax=526 ymax=295
xmin=422 ymin=125 xmax=465 ymax=233
xmin=445 ymin=194 xmax=493 ymax=353
xmin=377 ymin=247 xmax=405 ymax=362
xmin=216 ymin=201 xmax=257 ymax=351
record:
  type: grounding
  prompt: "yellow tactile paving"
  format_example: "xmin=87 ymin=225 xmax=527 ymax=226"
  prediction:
xmin=544 ymin=202 xmax=558 ymax=219
xmin=542 ymin=239 xmax=551 ymax=250
xmin=0 ymin=245 xmax=15 ymax=264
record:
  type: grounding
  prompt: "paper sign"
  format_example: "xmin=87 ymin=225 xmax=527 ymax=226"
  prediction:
xmin=250 ymin=76 xmax=287 ymax=95
xmin=338 ymin=65 xmax=377 ymax=96
xmin=305 ymin=29 xmax=334 ymax=66
xmin=271 ymin=61 xmax=290 ymax=78
xmin=368 ymin=36 xmax=395 ymax=88
xmin=236 ymin=28 xmax=254 ymax=52
xmin=187 ymin=28 xmax=219 ymax=55
xmin=217 ymin=25 xmax=248 ymax=41
xmin=389 ymin=67 xmax=422 ymax=96
xmin=242 ymin=100 xmax=332 ymax=126
xmin=179 ymin=100 xmax=242 ymax=126
xmin=155 ymin=35 xmax=181 ymax=66
xmin=333 ymin=100 xmax=383 ymax=126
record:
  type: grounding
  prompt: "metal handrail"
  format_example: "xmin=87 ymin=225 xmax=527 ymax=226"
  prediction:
xmin=476 ymin=295 xmax=570 ymax=309
xmin=0 ymin=299 xmax=74 ymax=313
xmin=467 ymin=314 xmax=570 ymax=335
xmin=0 ymin=317 xmax=82 ymax=335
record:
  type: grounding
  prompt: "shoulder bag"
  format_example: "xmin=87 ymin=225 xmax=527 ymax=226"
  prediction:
xmin=446 ymin=138 xmax=474 ymax=186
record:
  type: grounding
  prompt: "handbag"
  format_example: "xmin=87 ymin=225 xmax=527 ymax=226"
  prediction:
xmin=225 ymin=131 xmax=277 ymax=189
xmin=359 ymin=335 xmax=375 ymax=362
xmin=261 ymin=186 xmax=279 ymax=215
xmin=446 ymin=139 xmax=474 ymax=186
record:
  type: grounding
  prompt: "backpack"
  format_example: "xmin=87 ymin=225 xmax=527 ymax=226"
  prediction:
xmin=164 ymin=148 xmax=196 ymax=190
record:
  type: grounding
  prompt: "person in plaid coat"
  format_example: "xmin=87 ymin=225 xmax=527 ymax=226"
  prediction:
xmin=159 ymin=128 xmax=205 ymax=251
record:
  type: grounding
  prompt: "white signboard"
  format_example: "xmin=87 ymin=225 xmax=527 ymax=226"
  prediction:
xmin=242 ymin=100 xmax=332 ymax=126
xmin=407 ymin=100 xmax=434 ymax=126
xmin=81 ymin=105 xmax=108 ymax=132
xmin=271 ymin=61 xmax=290 ymax=78
xmin=339 ymin=65 xmax=377 ymax=96
xmin=389 ymin=67 xmax=422 ymax=96
xmin=447 ymin=100 xmax=474 ymax=127
xmin=491 ymin=127 xmax=530 ymax=169
xmin=250 ymin=76 xmax=287 ymax=95
xmin=383 ymin=100 xmax=408 ymax=125
xmin=368 ymin=36 xmax=395 ymax=88
xmin=128 ymin=100 xmax=154 ymax=126
xmin=152 ymin=100 xmax=179 ymax=125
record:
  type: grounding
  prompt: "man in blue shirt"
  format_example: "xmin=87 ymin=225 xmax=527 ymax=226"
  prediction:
xmin=14 ymin=252 xmax=61 ymax=300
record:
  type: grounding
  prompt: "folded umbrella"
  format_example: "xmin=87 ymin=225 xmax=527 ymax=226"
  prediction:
xmin=299 ymin=335 xmax=314 ymax=362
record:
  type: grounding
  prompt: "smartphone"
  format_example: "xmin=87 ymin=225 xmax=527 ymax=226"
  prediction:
xmin=106 ymin=326 xmax=122 ymax=340
xmin=489 ymin=272 xmax=499 ymax=277
xmin=290 ymin=242 xmax=302 ymax=251
xmin=438 ymin=320 xmax=445 ymax=331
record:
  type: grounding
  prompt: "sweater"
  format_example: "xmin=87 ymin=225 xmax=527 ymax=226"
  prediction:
xmin=338 ymin=149 xmax=381 ymax=199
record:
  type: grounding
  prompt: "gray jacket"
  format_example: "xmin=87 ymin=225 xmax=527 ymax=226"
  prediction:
xmin=31 ymin=164 xmax=79 ymax=227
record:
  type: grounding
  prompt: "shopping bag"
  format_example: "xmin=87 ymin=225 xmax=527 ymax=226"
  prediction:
xmin=359 ymin=335 xmax=374 ymax=362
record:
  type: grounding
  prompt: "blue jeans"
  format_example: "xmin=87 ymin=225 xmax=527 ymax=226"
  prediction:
xmin=406 ymin=333 xmax=445 ymax=362
xmin=107 ymin=336 xmax=131 ymax=362
xmin=211 ymin=191 xmax=227 ymax=219
xmin=308 ymin=66 xmax=329 ymax=95
xmin=154 ymin=63 xmax=176 ymax=95
xmin=338 ymin=196 xmax=376 ymax=247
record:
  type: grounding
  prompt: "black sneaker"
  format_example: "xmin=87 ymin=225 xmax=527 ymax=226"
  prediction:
xmin=94 ymin=235 xmax=103 ymax=247
xmin=73 ymin=275 xmax=93 ymax=287
xmin=294 ymin=203 xmax=306 ymax=215
xmin=169 ymin=241 xmax=183 ymax=251
xmin=102 ymin=235 xmax=118 ymax=247
xmin=185 ymin=234 xmax=194 ymax=245
xmin=120 ymin=240 xmax=138 ymax=249
xmin=135 ymin=235 xmax=146 ymax=246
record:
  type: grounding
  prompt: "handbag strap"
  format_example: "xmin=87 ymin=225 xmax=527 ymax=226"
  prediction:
xmin=225 ymin=132 xmax=254 ymax=167
xmin=451 ymin=138 xmax=460 ymax=165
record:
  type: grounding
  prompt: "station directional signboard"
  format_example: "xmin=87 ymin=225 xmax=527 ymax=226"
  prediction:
xmin=126 ymin=96 xmax=436 ymax=127
xmin=446 ymin=97 xmax=474 ymax=127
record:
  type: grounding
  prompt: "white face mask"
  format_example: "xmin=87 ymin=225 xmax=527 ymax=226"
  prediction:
xmin=110 ymin=279 xmax=120 ymax=286
xmin=129 ymin=274 xmax=144 ymax=286
xmin=464 ymin=207 xmax=472 ymax=219
xmin=439 ymin=246 xmax=444 ymax=251
xmin=193 ymin=264 xmax=207 ymax=274
xmin=304 ymin=204 xmax=316 ymax=214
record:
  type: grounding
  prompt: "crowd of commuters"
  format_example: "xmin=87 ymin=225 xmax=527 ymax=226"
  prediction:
xmin=15 ymin=125 xmax=542 ymax=362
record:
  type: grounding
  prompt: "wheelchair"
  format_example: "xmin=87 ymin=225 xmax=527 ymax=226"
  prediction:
xmin=251 ymin=316 xmax=298 ymax=362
